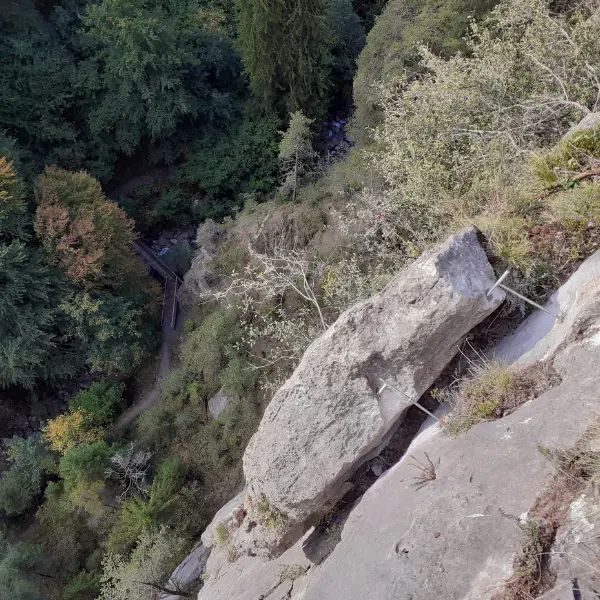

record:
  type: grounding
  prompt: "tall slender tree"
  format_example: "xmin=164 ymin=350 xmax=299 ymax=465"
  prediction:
xmin=279 ymin=110 xmax=315 ymax=201
xmin=235 ymin=0 xmax=332 ymax=116
xmin=0 ymin=159 xmax=77 ymax=389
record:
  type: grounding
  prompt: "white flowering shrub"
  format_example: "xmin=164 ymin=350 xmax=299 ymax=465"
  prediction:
xmin=363 ymin=0 xmax=600 ymax=255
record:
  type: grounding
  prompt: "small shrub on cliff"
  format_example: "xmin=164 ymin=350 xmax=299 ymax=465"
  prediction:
xmin=248 ymin=493 xmax=287 ymax=529
xmin=365 ymin=0 xmax=600 ymax=262
xmin=532 ymin=124 xmax=600 ymax=187
xmin=444 ymin=360 xmax=560 ymax=435
xmin=549 ymin=183 xmax=600 ymax=225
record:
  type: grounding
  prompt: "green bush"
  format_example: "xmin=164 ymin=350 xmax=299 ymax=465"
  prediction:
xmin=179 ymin=305 xmax=243 ymax=399
xmin=221 ymin=357 xmax=258 ymax=398
xmin=59 ymin=442 xmax=113 ymax=492
xmin=119 ymin=184 xmax=195 ymax=235
xmin=550 ymin=183 xmax=600 ymax=223
xmin=106 ymin=459 xmax=183 ymax=552
xmin=35 ymin=481 xmax=97 ymax=579
xmin=151 ymin=187 xmax=193 ymax=228
xmin=532 ymin=125 xmax=600 ymax=186
xmin=0 ymin=434 xmax=56 ymax=516
xmin=179 ymin=111 xmax=281 ymax=207
xmin=352 ymin=0 xmax=496 ymax=140
xmin=210 ymin=243 xmax=250 ymax=277
xmin=135 ymin=407 xmax=177 ymax=454
xmin=161 ymin=366 xmax=194 ymax=400
xmin=62 ymin=571 xmax=100 ymax=600
xmin=0 ymin=535 xmax=43 ymax=600
xmin=69 ymin=382 xmax=125 ymax=426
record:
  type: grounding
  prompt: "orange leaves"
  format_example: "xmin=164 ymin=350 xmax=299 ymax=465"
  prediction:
xmin=35 ymin=201 xmax=69 ymax=238
xmin=0 ymin=156 xmax=15 ymax=180
xmin=34 ymin=167 xmax=139 ymax=288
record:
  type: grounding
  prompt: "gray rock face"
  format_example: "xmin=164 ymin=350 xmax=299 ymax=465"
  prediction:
xmin=201 ymin=491 xmax=246 ymax=548
xmin=243 ymin=228 xmax=504 ymax=527
xmin=294 ymin=350 xmax=600 ymax=600
xmin=547 ymin=488 xmax=600 ymax=600
xmin=208 ymin=389 xmax=232 ymax=419
xmin=566 ymin=112 xmax=600 ymax=136
xmin=161 ymin=543 xmax=209 ymax=599
xmin=198 ymin=247 xmax=600 ymax=600
xmin=494 ymin=247 xmax=600 ymax=366
xmin=198 ymin=345 xmax=600 ymax=600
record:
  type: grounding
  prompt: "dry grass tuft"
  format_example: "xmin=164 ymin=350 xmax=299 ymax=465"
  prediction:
xmin=492 ymin=419 xmax=600 ymax=600
xmin=443 ymin=359 xmax=561 ymax=436
xmin=402 ymin=453 xmax=439 ymax=491
xmin=493 ymin=469 xmax=586 ymax=600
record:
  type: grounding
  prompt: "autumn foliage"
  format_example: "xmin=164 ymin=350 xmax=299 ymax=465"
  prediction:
xmin=34 ymin=167 xmax=141 ymax=288
xmin=43 ymin=409 xmax=104 ymax=455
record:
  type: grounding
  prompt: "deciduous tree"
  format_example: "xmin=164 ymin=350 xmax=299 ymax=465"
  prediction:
xmin=0 ymin=435 xmax=56 ymax=516
xmin=69 ymin=382 xmax=125 ymax=426
xmin=0 ymin=535 xmax=44 ymax=600
xmin=99 ymin=527 xmax=188 ymax=600
xmin=44 ymin=410 xmax=104 ymax=455
xmin=34 ymin=167 xmax=142 ymax=290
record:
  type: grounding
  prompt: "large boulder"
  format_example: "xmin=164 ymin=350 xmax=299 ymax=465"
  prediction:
xmin=208 ymin=389 xmax=232 ymax=420
xmin=198 ymin=248 xmax=600 ymax=600
xmin=160 ymin=543 xmax=209 ymax=600
xmin=198 ymin=290 xmax=600 ymax=600
xmin=243 ymin=228 xmax=504 ymax=528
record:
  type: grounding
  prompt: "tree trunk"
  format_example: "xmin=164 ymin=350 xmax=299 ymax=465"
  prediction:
xmin=138 ymin=581 xmax=192 ymax=598
xmin=293 ymin=150 xmax=299 ymax=202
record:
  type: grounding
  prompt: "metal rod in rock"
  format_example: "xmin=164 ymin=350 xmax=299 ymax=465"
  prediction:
xmin=487 ymin=269 xmax=563 ymax=322
xmin=378 ymin=379 xmax=440 ymax=422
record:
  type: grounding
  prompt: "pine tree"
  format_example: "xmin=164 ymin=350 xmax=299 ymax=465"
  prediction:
xmin=235 ymin=0 xmax=332 ymax=116
xmin=279 ymin=111 xmax=315 ymax=201
xmin=0 ymin=157 xmax=28 ymax=243
xmin=0 ymin=241 xmax=77 ymax=388
xmin=0 ymin=161 xmax=78 ymax=389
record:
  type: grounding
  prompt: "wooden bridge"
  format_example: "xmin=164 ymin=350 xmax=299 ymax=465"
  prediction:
xmin=133 ymin=240 xmax=182 ymax=330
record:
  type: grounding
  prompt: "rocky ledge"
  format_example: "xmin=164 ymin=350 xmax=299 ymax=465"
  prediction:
xmin=194 ymin=236 xmax=600 ymax=600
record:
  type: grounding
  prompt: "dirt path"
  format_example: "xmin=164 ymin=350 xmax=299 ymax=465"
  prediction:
xmin=118 ymin=337 xmax=171 ymax=428
xmin=118 ymin=243 xmax=184 ymax=428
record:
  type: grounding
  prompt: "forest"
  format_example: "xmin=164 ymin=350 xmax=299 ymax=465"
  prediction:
xmin=5 ymin=0 xmax=600 ymax=597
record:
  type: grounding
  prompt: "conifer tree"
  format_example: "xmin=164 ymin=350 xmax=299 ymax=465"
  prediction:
xmin=235 ymin=0 xmax=332 ymax=116
xmin=279 ymin=111 xmax=315 ymax=201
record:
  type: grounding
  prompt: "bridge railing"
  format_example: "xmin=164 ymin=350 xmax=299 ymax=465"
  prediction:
xmin=133 ymin=240 xmax=183 ymax=329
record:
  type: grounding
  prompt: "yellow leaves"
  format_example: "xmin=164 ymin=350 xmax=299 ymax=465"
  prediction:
xmin=321 ymin=265 xmax=339 ymax=297
xmin=0 ymin=156 xmax=16 ymax=203
xmin=0 ymin=156 xmax=15 ymax=179
xmin=43 ymin=409 xmax=104 ymax=454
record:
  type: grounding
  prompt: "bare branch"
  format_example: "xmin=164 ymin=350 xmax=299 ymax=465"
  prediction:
xmin=105 ymin=444 xmax=152 ymax=502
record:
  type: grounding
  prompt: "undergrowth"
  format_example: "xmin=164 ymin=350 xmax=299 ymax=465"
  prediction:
xmin=493 ymin=418 xmax=600 ymax=599
xmin=443 ymin=359 xmax=560 ymax=435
